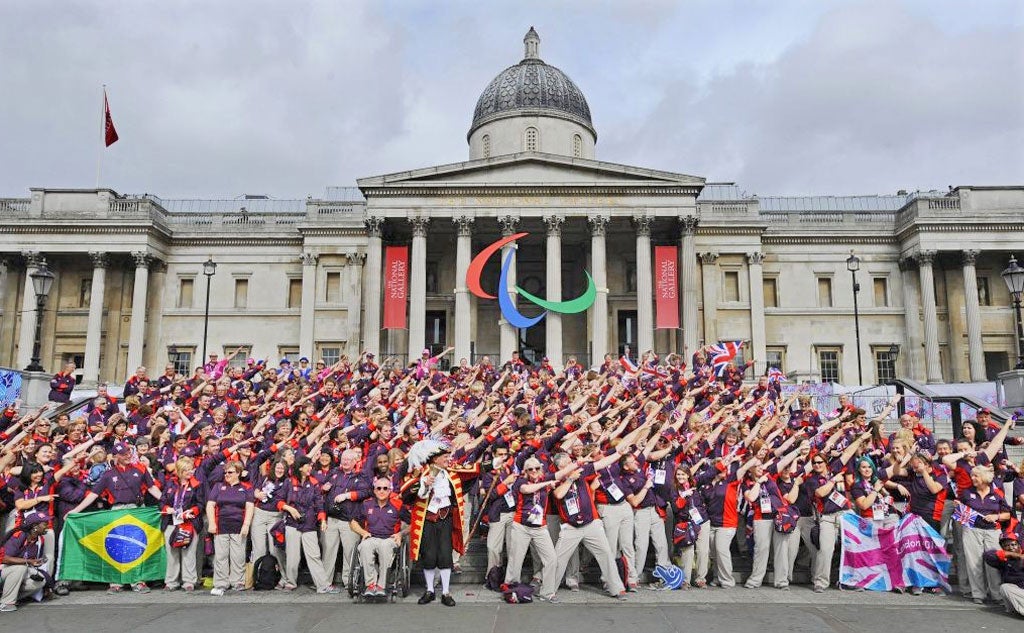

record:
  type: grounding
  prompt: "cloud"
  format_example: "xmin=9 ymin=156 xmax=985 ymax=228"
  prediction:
xmin=0 ymin=0 xmax=1020 ymax=198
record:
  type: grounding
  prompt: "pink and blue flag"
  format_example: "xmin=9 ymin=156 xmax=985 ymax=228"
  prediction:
xmin=839 ymin=511 xmax=950 ymax=591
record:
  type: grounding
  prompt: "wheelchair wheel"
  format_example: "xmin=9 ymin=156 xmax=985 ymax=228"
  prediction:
xmin=399 ymin=538 xmax=411 ymax=598
xmin=348 ymin=547 xmax=364 ymax=602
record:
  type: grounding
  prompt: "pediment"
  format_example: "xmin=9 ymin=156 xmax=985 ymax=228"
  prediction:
xmin=357 ymin=152 xmax=705 ymax=191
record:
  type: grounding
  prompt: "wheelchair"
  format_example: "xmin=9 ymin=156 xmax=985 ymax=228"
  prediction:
xmin=347 ymin=534 xmax=411 ymax=603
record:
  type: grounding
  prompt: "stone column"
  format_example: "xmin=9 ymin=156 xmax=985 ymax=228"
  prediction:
xmin=699 ymin=252 xmax=719 ymax=346
xmin=961 ymin=250 xmax=986 ymax=381
xmin=680 ymin=216 xmax=700 ymax=358
xmin=16 ymin=252 xmax=44 ymax=370
xmin=544 ymin=216 xmax=564 ymax=370
xmin=634 ymin=214 xmax=654 ymax=355
xmin=126 ymin=252 xmax=150 ymax=376
xmin=498 ymin=215 xmax=520 ymax=362
xmin=299 ymin=252 xmax=318 ymax=361
xmin=453 ymin=216 xmax=474 ymax=365
xmin=363 ymin=217 xmax=384 ymax=355
xmin=898 ymin=259 xmax=925 ymax=381
xmin=82 ymin=252 xmax=108 ymax=386
xmin=344 ymin=252 xmax=365 ymax=358
xmin=747 ymin=252 xmax=767 ymax=375
xmin=589 ymin=215 xmax=610 ymax=365
xmin=407 ymin=217 xmax=430 ymax=358
xmin=916 ymin=251 xmax=942 ymax=382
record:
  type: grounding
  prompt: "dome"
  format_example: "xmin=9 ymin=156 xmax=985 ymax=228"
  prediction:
xmin=469 ymin=28 xmax=595 ymax=139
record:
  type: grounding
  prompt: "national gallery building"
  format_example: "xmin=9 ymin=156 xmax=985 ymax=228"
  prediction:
xmin=1 ymin=29 xmax=1022 ymax=387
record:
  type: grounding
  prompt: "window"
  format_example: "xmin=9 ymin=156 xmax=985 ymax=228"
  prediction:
xmin=287 ymin=278 xmax=303 ymax=308
xmin=625 ymin=262 xmax=637 ymax=293
xmin=763 ymin=277 xmax=778 ymax=308
xmin=225 ymin=345 xmax=251 ymax=369
xmin=325 ymin=272 xmax=341 ymax=303
xmin=723 ymin=271 xmax=740 ymax=302
xmin=482 ymin=134 xmax=491 ymax=158
xmin=728 ymin=342 xmax=748 ymax=369
xmin=617 ymin=310 xmax=638 ymax=357
xmin=169 ymin=347 xmax=193 ymax=376
xmin=278 ymin=346 xmax=300 ymax=364
xmin=317 ymin=343 xmax=342 ymax=367
xmin=426 ymin=311 xmax=447 ymax=347
xmin=79 ymin=278 xmax=92 ymax=308
xmin=872 ymin=277 xmax=889 ymax=307
xmin=234 ymin=279 xmax=249 ymax=309
xmin=977 ymin=276 xmax=991 ymax=306
xmin=573 ymin=134 xmax=582 ymax=157
xmin=524 ymin=127 xmax=538 ymax=152
xmin=817 ymin=277 xmax=833 ymax=307
xmin=178 ymin=278 xmax=194 ymax=308
xmin=873 ymin=347 xmax=897 ymax=383
xmin=766 ymin=347 xmax=786 ymax=372
xmin=426 ymin=262 xmax=439 ymax=294
xmin=817 ymin=348 xmax=841 ymax=383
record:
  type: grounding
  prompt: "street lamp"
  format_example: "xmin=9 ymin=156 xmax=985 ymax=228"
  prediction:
xmin=887 ymin=343 xmax=900 ymax=382
xmin=24 ymin=262 xmax=56 ymax=372
xmin=1001 ymin=254 xmax=1024 ymax=369
xmin=201 ymin=257 xmax=217 ymax=364
xmin=846 ymin=251 xmax=863 ymax=385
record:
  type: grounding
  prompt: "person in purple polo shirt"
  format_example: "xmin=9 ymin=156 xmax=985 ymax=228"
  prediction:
xmin=0 ymin=511 xmax=50 ymax=612
xmin=206 ymin=460 xmax=254 ymax=596
xmin=350 ymin=477 xmax=406 ymax=598
xmin=322 ymin=448 xmax=371 ymax=588
xmin=68 ymin=442 xmax=162 ymax=594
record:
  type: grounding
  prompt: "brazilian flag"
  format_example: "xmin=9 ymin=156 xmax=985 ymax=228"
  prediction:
xmin=59 ymin=507 xmax=166 ymax=583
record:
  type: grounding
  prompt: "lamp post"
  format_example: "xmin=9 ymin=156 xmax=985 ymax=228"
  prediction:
xmin=24 ymin=262 xmax=56 ymax=372
xmin=847 ymin=251 xmax=863 ymax=385
xmin=1001 ymin=255 xmax=1024 ymax=369
xmin=201 ymin=257 xmax=217 ymax=364
xmin=887 ymin=343 xmax=900 ymax=383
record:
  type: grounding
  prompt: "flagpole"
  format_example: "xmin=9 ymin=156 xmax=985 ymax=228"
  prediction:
xmin=95 ymin=85 xmax=105 ymax=189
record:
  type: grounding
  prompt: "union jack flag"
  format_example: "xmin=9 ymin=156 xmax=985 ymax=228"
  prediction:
xmin=767 ymin=366 xmax=786 ymax=383
xmin=708 ymin=341 xmax=743 ymax=376
xmin=952 ymin=501 xmax=979 ymax=527
xmin=620 ymin=355 xmax=639 ymax=373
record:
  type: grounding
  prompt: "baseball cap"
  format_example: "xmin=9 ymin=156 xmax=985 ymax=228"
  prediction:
xmin=112 ymin=442 xmax=131 ymax=456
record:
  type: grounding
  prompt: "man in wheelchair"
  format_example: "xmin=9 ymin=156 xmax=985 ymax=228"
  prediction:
xmin=350 ymin=477 xmax=406 ymax=599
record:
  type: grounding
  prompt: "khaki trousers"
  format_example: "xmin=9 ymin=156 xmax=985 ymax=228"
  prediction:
xmin=675 ymin=521 xmax=710 ymax=585
xmin=359 ymin=537 xmax=397 ymax=588
xmin=1000 ymin=583 xmax=1024 ymax=617
xmin=745 ymin=518 xmax=774 ymax=587
xmin=812 ymin=513 xmax=840 ymax=591
xmin=321 ymin=517 xmax=360 ymax=585
xmin=962 ymin=526 xmax=1002 ymax=601
xmin=486 ymin=511 xmax=513 ymax=571
xmin=1 ymin=565 xmax=44 ymax=606
xmin=633 ymin=506 xmax=671 ymax=577
xmin=710 ymin=526 xmax=736 ymax=587
xmin=250 ymin=507 xmax=285 ymax=571
xmin=213 ymin=533 xmax=246 ymax=590
xmin=506 ymin=522 xmax=558 ymax=595
xmin=552 ymin=519 xmax=624 ymax=596
xmin=598 ymin=503 xmax=637 ymax=585
xmin=164 ymin=525 xmax=199 ymax=587
xmin=284 ymin=527 xmax=330 ymax=590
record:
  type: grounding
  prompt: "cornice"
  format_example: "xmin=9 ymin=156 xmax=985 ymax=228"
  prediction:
xmin=361 ymin=185 xmax=702 ymax=198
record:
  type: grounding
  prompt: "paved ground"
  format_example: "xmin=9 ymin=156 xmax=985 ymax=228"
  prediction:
xmin=3 ymin=585 xmax=1021 ymax=632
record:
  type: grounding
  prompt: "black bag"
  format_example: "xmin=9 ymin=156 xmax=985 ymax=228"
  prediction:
xmin=810 ymin=519 xmax=821 ymax=549
xmin=253 ymin=554 xmax=282 ymax=590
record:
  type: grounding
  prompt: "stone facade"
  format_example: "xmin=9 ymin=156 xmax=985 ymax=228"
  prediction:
xmin=1 ymin=30 xmax=1022 ymax=387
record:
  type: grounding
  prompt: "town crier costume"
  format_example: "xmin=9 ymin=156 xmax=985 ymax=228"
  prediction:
xmin=400 ymin=439 xmax=479 ymax=607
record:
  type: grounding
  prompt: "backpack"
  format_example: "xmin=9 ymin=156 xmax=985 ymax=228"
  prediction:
xmin=253 ymin=554 xmax=282 ymax=590
xmin=500 ymin=582 xmax=534 ymax=604
xmin=485 ymin=565 xmax=506 ymax=592
xmin=773 ymin=504 xmax=800 ymax=534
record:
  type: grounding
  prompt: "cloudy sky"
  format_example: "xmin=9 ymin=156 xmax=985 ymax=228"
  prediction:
xmin=1 ymin=0 xmax=1021 ymax=199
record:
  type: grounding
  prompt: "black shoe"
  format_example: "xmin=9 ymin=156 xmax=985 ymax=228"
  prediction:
xmin=418 ymin=591 xmax=435 ymax=605
xmin=440 ymin=593 xmax=456 ymax=607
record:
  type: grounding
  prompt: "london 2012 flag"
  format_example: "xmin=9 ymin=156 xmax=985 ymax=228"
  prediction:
xmin=59 ymin=507 xmax=165 ymax=583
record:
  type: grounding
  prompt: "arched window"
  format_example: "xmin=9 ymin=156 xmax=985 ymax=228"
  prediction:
xmin=573 ymin=134 xmax=582 ymax=157
xmin=524 ymin=127 xmax=538 ymax=152
xmin=482 ymin=134 xmax=491 ymax=158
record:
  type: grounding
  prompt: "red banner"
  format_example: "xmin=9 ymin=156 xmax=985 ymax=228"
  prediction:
xmin=383 ymin=246 xmax=408 ymax=330
xmin=655 ymin=246 xmax=679 ymax=329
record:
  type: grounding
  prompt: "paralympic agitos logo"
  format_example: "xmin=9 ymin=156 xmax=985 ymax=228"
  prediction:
xmin=466 ymin=232 xmax=596 ymax=329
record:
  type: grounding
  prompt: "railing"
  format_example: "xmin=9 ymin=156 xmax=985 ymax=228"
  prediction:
xmin=927 ymin=198 xmax=960 ymax=210
xmin=760 ymin=211 xmax=897 ymax=225
xmin=0 ymin=198 xmax=31 ymax=214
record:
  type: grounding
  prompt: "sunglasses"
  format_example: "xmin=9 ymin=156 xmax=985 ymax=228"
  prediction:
xmin=374 ymin=486 xmax=391 ymax=491
xmin=524 ymin=467 xmax=540 ymax=472
xmin=812 ymin=461 xmax=825 ymax=465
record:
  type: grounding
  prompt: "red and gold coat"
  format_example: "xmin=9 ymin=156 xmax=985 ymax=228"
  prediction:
xmin=400 ymin=464 xmax=480 ymax=562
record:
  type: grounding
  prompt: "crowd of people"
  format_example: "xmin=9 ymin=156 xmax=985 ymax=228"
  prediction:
xmin=1 ymin=346 xmax=1023 ymax=617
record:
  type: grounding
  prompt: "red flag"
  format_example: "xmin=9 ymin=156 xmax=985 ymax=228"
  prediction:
xmin=383 ymin=246 xmax=409 ymax=329
xmin=654 ymin=246 xmax=680 ymax=329
xmin=104 ymin=89 xmax=119 ymax=147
